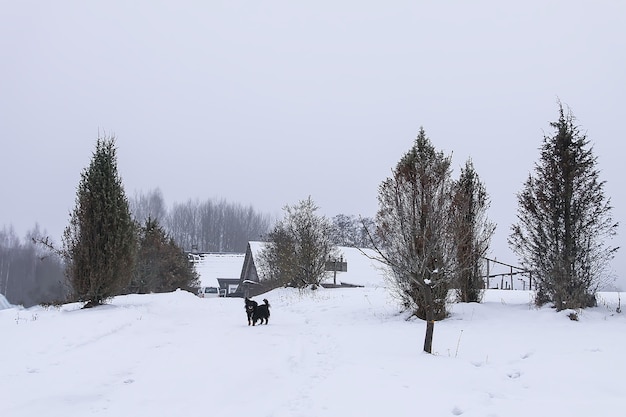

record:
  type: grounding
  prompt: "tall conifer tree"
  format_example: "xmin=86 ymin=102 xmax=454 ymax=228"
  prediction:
xmin=451 ymin=159 xmax=495 ymax=302
xmin=63 ymin=136 xmax=136 ymax=307
xmin=510 ymin=104 xmax=618 ymax=309
xmin=373 ymin=127 xmax=454 ymax=353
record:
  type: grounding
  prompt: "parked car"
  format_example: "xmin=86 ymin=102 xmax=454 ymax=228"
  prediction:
xmin=197 ymin=286 xmax=220 ymax=298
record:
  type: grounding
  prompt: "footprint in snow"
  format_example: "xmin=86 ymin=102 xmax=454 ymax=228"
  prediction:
xmin=520 ymin=351 xmax=534 ymax=359
xmin=452 ymin=406 xmax=464 ymax=415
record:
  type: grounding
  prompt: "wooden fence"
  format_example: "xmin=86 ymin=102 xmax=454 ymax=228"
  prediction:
xmin=482 ymin=257 xmax=532 ymax=290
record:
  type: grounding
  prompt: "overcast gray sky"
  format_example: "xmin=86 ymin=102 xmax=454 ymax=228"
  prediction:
xmin=2 ymin=1 xmax=624 ymax=286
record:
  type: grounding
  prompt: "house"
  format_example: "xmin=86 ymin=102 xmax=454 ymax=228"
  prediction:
xmin=191 ymin=252 xmax=246 ymax=296
xmin=235 ymin=241 xmax=389 ymax=297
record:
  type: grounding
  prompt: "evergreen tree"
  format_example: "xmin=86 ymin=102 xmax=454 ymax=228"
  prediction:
xmin=373 ymin=127 xmax=454 ymax=353
xmin=509 ymin=104 xmax=618 ymax=310
xmin=131 ymin=217 xmax=199 ymax=294
xmin=63 ymin=136 xmax=137 ymax=307
xmin=451 ymin=159 xmax=496 ymax=302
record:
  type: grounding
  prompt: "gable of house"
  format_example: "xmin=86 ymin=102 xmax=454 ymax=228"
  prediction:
xmin=236 ymin=242 xmax=268 ymax=297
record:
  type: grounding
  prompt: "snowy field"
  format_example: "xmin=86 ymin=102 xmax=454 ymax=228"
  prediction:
xmin=1 ymin=287 xmax=625 ymax=417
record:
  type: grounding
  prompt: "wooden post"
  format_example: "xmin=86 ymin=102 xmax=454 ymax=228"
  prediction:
xmin=486 ymin=259 xmax=490 ymax=289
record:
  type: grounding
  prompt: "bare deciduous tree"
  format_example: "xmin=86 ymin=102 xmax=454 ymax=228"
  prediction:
xmin=167 ymin=200 xmax=200 ymax=252
xmin=165 ymin=199 xmax=270 ymax=253
xmin=129 ymin=188 xmax=167 ymax=225
xmin=259 ymin=197 xmax=339 ymax=290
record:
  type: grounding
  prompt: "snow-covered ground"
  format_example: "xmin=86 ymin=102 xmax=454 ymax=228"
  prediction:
xmin=2 ymin=287 xmax=625 ymax=417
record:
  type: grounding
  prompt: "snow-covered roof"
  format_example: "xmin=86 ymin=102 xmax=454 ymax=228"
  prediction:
xmin=248 ymin=241 xmax=265 ymax=260
xmin=193 ymin=253 xmax=245 ymax=287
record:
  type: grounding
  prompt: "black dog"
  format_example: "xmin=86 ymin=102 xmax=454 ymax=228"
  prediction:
xmin=244 ymin=297 xmax=270 ymax=326
xmin=252 ymin=299 xmax=271 ymax=326
xmin=244 ymin=297 xmax=258 ymax=326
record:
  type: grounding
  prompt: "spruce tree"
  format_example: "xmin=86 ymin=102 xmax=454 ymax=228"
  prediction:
xmin=63 ymin=136 xmax=137 ymax=307
xmin=131 ymin=217 xmax=199 ymax=294
xmin=509 ymin=104 xmax=618 ymax=310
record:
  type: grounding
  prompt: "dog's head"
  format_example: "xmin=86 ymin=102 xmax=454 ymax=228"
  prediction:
xmin=245 ymin=297 xmax=258 ymax=315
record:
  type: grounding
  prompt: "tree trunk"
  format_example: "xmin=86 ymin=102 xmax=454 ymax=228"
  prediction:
xmin=424 ymin=319 xmax=434 ymax=354
xmin=423 ymin=285 xmax=435 ymax=353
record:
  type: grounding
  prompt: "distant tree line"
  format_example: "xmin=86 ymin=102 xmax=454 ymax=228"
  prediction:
xmin=130 ymin=191 xmax=379 ymax=254
xmin=129 ymin=189 xmax=272 ymax=253
xmin=0 ymin=225 xmax=67 ymax=307
xmin=329 ymin=214 xmax=377 ymax=249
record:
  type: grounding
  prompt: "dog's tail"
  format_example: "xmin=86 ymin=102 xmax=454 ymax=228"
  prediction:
xmin=263 ymin=299 xmax=270 ymax=318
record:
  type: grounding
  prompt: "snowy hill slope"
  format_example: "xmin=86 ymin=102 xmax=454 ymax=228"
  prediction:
xmin=0 ymin=293 xmax=12 ymax=310
xmin=1 ymin=288 xmax=625 ymax=417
